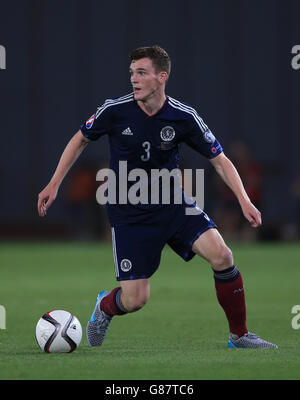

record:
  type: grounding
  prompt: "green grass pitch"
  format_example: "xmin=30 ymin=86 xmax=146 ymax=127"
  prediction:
xmin=0 ymin=241 xmax=300 ymax=380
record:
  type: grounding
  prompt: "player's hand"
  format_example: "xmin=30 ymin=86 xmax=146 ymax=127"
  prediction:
xmin=240 ymin=200 xmax=262 ymax=228
xmin=37 ymin=184 xmax=58 ymax=217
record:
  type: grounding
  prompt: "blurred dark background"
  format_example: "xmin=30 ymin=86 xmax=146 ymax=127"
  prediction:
xmin=0 ymin=0 xmax=299 ymax=242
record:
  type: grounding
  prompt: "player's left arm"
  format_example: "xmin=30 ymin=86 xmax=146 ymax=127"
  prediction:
xmin=209 ymin=152 xmax=262 ymax=228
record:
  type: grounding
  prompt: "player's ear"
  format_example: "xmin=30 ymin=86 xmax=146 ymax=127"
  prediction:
xmin=159 ymin=71 xmax=168 ymax=83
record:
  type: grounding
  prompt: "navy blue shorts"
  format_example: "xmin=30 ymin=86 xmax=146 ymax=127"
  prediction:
xmin=111 ymin=204 xmax=217 ymax=281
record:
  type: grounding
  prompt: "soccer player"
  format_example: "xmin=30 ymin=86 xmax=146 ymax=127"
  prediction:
xmin=37 ymin=46 xmax=277 ymax=349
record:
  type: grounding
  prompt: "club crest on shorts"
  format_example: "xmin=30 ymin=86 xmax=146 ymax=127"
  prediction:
xmin=86 ymin=114 xmax=95 ymax=129
xmin=120 ymin=259 xmax=132 ymax=272
xmin=203 ymin=130 xmax=215 ymax=144
xmin=160 ymin=126 xmax=175 ymax=142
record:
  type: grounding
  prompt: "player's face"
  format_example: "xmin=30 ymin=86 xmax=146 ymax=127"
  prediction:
xmin=129 ymin=58 xmax=166 ymax=102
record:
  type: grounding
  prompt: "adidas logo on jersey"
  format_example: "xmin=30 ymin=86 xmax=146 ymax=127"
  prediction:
xmin=122 ymin=127 xmax=133 ymax=135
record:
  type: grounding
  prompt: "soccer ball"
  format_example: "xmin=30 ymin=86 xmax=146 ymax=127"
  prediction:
xmin=35 ymin=310 xmax=82 ymax=353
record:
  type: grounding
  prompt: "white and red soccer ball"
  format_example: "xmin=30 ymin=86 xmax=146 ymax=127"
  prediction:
xmin=35 ymin=310 xmax=82 ymax=353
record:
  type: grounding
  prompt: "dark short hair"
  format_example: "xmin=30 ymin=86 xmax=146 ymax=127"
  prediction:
xmin=130 ymin=45 xmax=171 ymax=76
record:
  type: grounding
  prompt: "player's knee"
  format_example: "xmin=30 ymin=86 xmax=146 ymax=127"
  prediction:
xmin=122 ymin=292 xmax=149 ymax=313
xmin=211 ymin=245 xmax=233 ymax=270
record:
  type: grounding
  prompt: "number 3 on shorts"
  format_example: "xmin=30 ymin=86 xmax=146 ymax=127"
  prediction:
xmin=141 ymin=141 xmax=151 ymax=161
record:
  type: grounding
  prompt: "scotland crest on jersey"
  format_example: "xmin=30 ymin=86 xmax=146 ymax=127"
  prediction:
xmin=160 ymin=126 xmax=175 ymax=141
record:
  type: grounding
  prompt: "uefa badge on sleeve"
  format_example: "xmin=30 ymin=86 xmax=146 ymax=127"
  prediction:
xmin=203 ymin=130 xmax=216 ymax=144
xmin=86 ymin=114 xmax=95 ymax=129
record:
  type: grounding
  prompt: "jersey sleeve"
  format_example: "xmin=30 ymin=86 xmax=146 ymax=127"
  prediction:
xmin=182 ymin=112 xmax=223 ymax=159
xmin=80 ymin=100 xmax=112 ymax=141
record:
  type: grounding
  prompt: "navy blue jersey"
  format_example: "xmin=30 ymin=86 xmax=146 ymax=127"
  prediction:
xmin=80 ymin=93 xmax=223 ymax=226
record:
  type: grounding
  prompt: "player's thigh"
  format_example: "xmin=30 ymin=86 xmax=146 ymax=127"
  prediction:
xmin=120 ymin=278 xmax=150 ymax=310
xmin=192 ymin=228 xmax=233 ymax=269
xmin=112 ymin=225 xmax=165 ymax=281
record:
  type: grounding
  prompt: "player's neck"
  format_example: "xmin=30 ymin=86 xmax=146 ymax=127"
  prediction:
xmin=137 ymin=92 xmax=166 ymax=117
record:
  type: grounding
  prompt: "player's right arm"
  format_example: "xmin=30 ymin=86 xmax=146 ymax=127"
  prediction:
xmin=37 ymin=130 xmax=90 ymax=217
